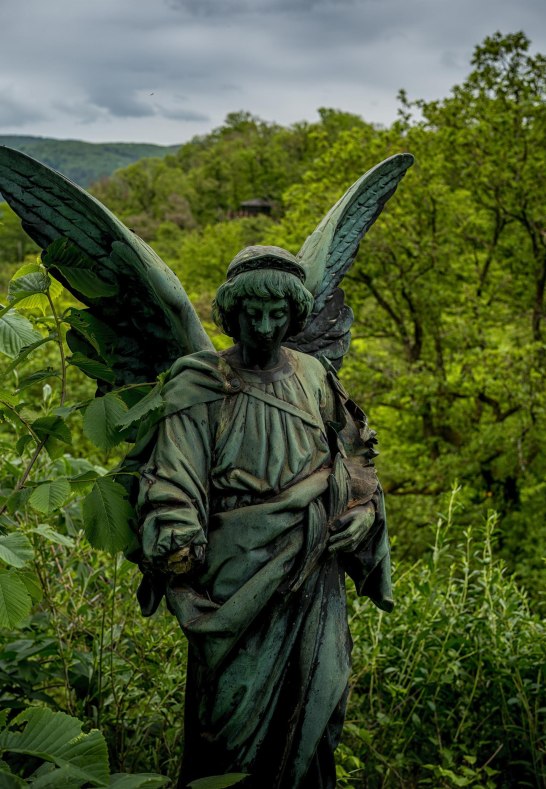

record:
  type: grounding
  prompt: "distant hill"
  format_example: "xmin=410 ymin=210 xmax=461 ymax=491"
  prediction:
xmin=0 ymin=135 xmax=180 ymax=188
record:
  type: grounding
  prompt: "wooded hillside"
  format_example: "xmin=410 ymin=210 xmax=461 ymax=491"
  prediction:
xmin=0 ymin=31 xmax=544 ymax=788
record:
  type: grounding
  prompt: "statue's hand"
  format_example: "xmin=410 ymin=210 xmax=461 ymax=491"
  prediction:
xmin=328 ymin=502 xmax=375 ymax=554
xmin=166 ymin=543 xmax=206 ymax=575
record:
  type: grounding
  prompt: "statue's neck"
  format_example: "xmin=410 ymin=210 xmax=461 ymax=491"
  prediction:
xmin=232 ymin=343 xmax=283 ymax=371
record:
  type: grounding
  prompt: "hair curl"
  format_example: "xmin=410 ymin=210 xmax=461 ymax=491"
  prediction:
xmin=212 ymin=269 xmax=314 ymax=340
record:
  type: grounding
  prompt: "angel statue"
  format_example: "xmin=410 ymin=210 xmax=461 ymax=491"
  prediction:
xmin=0 ymin=146 xmax=413 ymax=788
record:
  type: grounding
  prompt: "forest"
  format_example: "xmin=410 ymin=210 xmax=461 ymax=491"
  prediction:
xmin=0 ymin=31 xmax=544 ymax=788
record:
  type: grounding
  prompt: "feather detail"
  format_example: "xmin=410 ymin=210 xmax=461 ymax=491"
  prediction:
xmin=289 ymin=153 xmax=414 ymax=368
xmin=0 ymin=146 xmax=213 ymax=388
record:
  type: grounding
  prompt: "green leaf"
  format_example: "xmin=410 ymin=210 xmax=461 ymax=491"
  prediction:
xmin=32 ymin=416 xmax=72 ymax=445
xmin=0 ymin=570 xmax=32 ymax=628
xmin=29 ymin=479 xmax=71 ymax=515
xmin=7 ymin=272 xmax=52 ymax=312
xmin=0 ymin=706 xmax=109 ymax=786
xmin=0 ymin=390 xmax=19 ymax=408
xmin=5 ymin=334 xmax=56 ymax=372
xmin=68 ymin=470 xmax=99 ymax=494
xmin=17 ymin=368 xmax=59 ymax=391
xmin=64 ymin=309 xmax=116 ymax=357
xmin=31 ymin=524 xmax=75 ymax=549
xmin=0 ymin=534 xmax=34 ymax=568
xmin=53 ymin=266 xmax=119 ymax=298
xmin=11 ymin=262 xmax=41 ymax=280
xmin=0 ymin=310 xmax=42 ymax=358
xmin=187 ymin=775 xmax=249 ymax=789
xmin=83 ymin=395 xmax=128 ymax=451
xmin=69 ymin=353 xmax=115 ymax=384
xmin=8 ymin=271 xmax=50 ymax=299
xmin=116 ymin=385 xmax=163 ymax=428
xmin=15 ymin=434 xmax=34 ymax=455
xmin=44 ymin=238 xmax=119 ymax=299
xmin=17 ymin=569 xmax=43 ymax=603
xmin=82 ymin=477 xmax=134 ymax=554
xmin=108 ymin=774 xmax=169 ymax=787
xmin=0 ymin=767 xmax=25 ymax=787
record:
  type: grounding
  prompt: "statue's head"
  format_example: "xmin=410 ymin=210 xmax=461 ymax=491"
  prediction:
xmin=212 ymin=245 xmax=314 ymax=344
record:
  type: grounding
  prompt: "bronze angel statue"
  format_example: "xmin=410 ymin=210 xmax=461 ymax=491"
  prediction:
xmin=0 ymin=146 xmax=413 ymax=788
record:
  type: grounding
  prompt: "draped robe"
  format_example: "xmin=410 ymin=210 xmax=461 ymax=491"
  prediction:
xmin=136 ymin=347 xmax=392 ymax=788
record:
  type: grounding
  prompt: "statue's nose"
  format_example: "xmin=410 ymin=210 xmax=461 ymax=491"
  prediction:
xmin=257 ymin=316 xmax=272 ymax=335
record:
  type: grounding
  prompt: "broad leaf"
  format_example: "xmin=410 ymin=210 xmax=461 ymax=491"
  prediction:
xmin=109 ymin=774 xmax=169 ymax=787
xmin=0 ymin=310 xmax=42 ymax=359
xmin=116 ymin=385 xmax=163 ymax=428
xmin=17 ymin=368 xmax=59 ymax=391
xmin=64 ymin=309 xmax=117 ymax=357
xmin=0 ymin=767 xmax=25 ymax=787
xmin=29 ymin=479 xmax=71 ymax=515
xmin=68 ymin=470 xmax=99 ymax=494
xmin=69 ymin=352 xmax=115 ymax=383
xmin=0 ymin=707 xmax=109 ymax=786
xmin=17 ymin=569 xmax=43 ymax=603
xmin=32 ymin=524 xmax=75 ymax=548
xmin=32 ymin=416 xmax=72 ymax=445
xmin=0 ymin=534 xmax=34 ymax=568
xmin=5 ymin=334 xmax=57 ymax=372
xmin=8 ymin=271 xmax=50 ymax=301
xmin=0 ymin=390 xmax=19 ymax=408
xmin=0 ymin=570 xmax=32 ymax=628
xmin=53 ymin=266 xmax=119 ymax=299
xmin=82 ymin=477 xmax=134 ymax=554
xmin=83 ymin=395 xmax=128 ymax=451
xmin=187 ymin=775 xmax=249 ymax=789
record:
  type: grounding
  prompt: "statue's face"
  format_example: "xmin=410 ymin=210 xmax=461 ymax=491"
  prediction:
xmin=238 ymin=296 xmax=292 ymax=355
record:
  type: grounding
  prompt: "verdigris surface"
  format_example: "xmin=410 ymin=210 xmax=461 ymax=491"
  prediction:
xmin=0 ymin=146 xmax=413 ymax=788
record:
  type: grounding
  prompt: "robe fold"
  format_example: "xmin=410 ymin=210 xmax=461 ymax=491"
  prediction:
xmin=136 ymin=347 xmax=392 ymax=788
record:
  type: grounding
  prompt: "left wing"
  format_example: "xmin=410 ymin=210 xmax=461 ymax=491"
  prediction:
xmin=286 ymin=153 xmax=414 ymax=369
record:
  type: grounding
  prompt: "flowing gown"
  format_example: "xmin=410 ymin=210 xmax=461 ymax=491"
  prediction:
xmin=136 ymin=347 xmax=392 ymax=788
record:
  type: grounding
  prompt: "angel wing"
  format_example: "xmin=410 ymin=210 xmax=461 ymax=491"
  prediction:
xmin=285 ymin=153 xmax=415 ymax=369
xmin=0 ymin=146 xmax=213 ymax=391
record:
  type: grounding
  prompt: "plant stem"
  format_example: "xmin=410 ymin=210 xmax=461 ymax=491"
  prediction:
xmin=46 ymin=291 xmax=67 ymax=406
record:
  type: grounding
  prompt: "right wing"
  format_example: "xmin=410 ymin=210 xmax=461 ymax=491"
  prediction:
xmin=0 ymin=146 xmax=213 ymax=389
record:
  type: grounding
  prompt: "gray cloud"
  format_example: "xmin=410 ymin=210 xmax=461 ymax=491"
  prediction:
xmin=0 ymin=0 xmax=544 ymax=143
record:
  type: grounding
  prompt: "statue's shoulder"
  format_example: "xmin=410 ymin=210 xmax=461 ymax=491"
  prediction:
xmin=163 ymin=350 xmax=229 ymax=415
xmin=283 ymin=347 xmax=331 ymax=385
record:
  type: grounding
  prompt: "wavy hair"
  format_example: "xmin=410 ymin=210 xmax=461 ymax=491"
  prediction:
xmin=212 ymin=269 xmax=314 ymax=340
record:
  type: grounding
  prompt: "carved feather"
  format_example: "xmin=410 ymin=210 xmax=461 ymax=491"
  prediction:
xmin=0 ymin=146 xmax=213 ymax=388
xmin=287 ymin=153 xmax=414 ymax=369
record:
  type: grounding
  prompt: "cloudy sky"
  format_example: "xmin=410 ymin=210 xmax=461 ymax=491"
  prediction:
xmin=1 ymin=0 xmax=545 ymax=146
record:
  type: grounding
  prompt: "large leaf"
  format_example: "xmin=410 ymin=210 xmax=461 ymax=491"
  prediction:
xmin=0 ymin=570 xmax=32 ymax=628
xmin=32 ymin=416 xmax=72 ymax=445
xmin=8 ymin=271 xmax=50 ymax=302
xmin=31 ymin=524 xmax=75 ymax=548
xmin=69 ymin=353 xmax=115 ymax=384
xmin=0 ymin=311 xmax=42 ymax=359
xmin=82 ymin=477 xmax=134 ymax=554
xmin=0 ymin=534 xmax=34 ymax=568
xmin=17 ymin=569 xmax=43 ymax=603
xmin=187 ymin=776 xmax=248 ymax=789
xmin=115 ymin=385 xmax=163 ymax=428
xmin=29 ymin=479 xmax=71 ymax=515
xmin=0 ymin=706 xmax=109 ymax=786
xmin=83 ymin=395 xmax=128 ymax=451
xmin=108 ymin=774 xmax=169 ymax=787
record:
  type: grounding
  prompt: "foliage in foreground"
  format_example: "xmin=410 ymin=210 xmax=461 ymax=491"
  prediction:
xmin=338 ymin=489 xmax=545 ymax=788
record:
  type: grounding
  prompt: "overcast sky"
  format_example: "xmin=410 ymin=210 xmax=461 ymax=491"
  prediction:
xmin=1 ymin=0 xmax=545 ymax=146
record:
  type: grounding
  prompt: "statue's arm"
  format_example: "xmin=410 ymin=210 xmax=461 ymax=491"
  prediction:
xmin=137 ymin=404 xmax=211 ymax=575
xmin=322 ymin=370 xmax=393 ymax=610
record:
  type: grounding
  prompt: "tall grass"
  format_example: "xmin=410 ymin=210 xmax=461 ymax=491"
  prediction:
xmin=339 ymin=487 xmax=545 ymax=788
